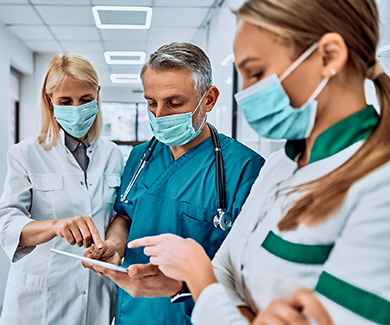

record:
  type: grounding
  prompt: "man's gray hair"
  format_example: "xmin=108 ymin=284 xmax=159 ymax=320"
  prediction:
xmin=140 ymin=42 xmax=212 ymax=98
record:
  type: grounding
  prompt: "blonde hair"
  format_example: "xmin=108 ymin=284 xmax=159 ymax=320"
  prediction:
xmin=38 ymin=53 xmax=102 ymax=150
xmin=235 ymin=0 xmax=390 ymax=231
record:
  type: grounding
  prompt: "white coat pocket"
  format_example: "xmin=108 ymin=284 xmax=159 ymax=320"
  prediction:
xmin=1 ymin=268 xmax=48 ymax=324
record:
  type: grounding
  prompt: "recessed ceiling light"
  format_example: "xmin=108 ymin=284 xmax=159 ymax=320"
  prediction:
xmin=92 ymin=6 xmax=152 ymax=30
xmin=104 ymin=51 xmax=146 ymax=65
xmin=220 ymin=54 xmax=234 ymax=67
xmin=110 ymin=74 xmax=141 ymax=84
xmin=377 ymin=44 xmax=390 ymax=55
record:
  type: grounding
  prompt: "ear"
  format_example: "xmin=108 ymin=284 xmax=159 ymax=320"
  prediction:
xmin=97 ymin=85 xmax=101 ymax=94
xmin=317 ymin=33 xmax=348 ymax=78
xmin=204 ymin=86 xmax=220 ymax=113
xmin=46 ymin=94 xmax=53 ymax=109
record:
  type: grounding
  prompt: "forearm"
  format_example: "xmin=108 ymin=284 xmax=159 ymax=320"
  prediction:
xmin=19 ymin=219 xmax=58 ymax=247
xmin=105 ymin=214 xmax=131 ymax=258
xmin=185 ymin=258 xmax=218 ymax=302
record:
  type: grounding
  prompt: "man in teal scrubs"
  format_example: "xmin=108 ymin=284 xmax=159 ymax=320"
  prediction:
xmin=89 ymin=42 xmax=264 ymax=324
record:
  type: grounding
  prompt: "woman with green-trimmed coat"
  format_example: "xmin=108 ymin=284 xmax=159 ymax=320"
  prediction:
xmin=126 ymin=0 xmax=390 ymax=324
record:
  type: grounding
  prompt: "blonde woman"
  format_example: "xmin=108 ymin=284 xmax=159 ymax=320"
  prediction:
xmin=114 ymin=0 xmax=390 ymax=324
xmin=0 ymin=53 xmax=123 ymax=324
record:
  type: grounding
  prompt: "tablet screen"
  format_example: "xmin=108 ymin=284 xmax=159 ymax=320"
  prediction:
xmin=51 ymin=248 xmax=128 ymax=273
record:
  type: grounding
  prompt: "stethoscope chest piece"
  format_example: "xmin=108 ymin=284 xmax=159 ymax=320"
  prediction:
xmin=213 ymin=209 xmax=232 ymax=231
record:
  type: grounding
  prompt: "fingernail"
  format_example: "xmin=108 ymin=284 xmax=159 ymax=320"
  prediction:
xmin=127 ymin=242 xmax=132 ymax=248
xmin=128 ymin=267 xmax=137 ymax=276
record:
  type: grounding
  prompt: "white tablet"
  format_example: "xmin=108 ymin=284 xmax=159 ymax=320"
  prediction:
xmin=51 ymin=248 xmax=128 ymax=273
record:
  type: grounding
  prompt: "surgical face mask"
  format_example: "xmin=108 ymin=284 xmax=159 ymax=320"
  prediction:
xmin=147 ymin=92 xmax=207 ymax=146
xmin=234 ymin=43 xmax=328 ymax=140
xmin=53 ymin=100 xmax=99 ymax=138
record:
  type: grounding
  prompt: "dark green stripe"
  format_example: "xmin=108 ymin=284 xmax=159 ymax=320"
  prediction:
xmin=285 ymin=105 xmax=379 ymax=162
xmin=315 ymin=272 xmax=390 ymax=325
xmin=261 ymin=231 xmax=333 ymax=264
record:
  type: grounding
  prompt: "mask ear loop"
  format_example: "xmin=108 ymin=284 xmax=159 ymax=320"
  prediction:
xmin=280 ymin=42 xmax=318 ymax=82
xmin=192 ymin=90 xmax=208 ymax=132
xmin=192 ymin=91 xmax=208 ymax=116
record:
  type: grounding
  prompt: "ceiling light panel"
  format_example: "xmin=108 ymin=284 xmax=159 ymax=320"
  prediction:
xmin=110 ymin=74 xmax=141 ymax=84
xmin=92 ymin=6 xmax=152 ymax=29
xmin=104 ymin=51 xmax=146 ymax=65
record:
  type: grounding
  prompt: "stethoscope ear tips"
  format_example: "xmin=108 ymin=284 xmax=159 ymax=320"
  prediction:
xmin=213 ymin=211 xmax=232 ymax=231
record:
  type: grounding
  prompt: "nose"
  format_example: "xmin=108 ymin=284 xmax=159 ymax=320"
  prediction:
xmin=154 ymin=105 xmax=166 ymax=118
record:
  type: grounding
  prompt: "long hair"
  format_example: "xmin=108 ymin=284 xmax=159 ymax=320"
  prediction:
xmin=235 ymin=0 xmax=390 ymax=231
xmin=38 ymin=53 xmax=102 ymax=150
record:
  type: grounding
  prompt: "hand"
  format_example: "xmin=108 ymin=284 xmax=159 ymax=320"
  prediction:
xmin=93 ymin=262 xmax=182 ymax=297
xmin=128 ymin=234 xmax=217 ymax=301
xmin=82 ymin=240 xmax=121 ymax=276
xmin=54 ymin=216 xmax=103 ymax=248
xmin=252 ymin=288 xmax=333 ymax=325
xmin=127 ymin=233 xmax=208 ymax=282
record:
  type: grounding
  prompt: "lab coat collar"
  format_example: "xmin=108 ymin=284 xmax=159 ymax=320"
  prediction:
xmin=285 ymin=105 xmax=379 ymax=163
xmin=64 ymin=132 xmax=90 ymax=153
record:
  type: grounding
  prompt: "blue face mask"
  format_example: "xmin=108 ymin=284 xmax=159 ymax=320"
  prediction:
xmin=234 ymin=43 xmax=329 ymax=140
xmin=147 ymin=92 xmax=207 ymax=146
xmin=53 ymin=100 xmax=99 ymax=138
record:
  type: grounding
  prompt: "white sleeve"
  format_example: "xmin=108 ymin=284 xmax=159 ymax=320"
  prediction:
xmin=212 ymin=236 xmax=246 ymax=307
xmin=314 ymin=166 xmax=390 ymax=324
xmin=0 ymin=147 xmax=34 ymax=262
xmin=191 ymin=283 xmax=249 ymax=325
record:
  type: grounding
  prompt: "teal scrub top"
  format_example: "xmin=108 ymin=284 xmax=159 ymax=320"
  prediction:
xmin=114 ymin=133 xmax=264 ymax=325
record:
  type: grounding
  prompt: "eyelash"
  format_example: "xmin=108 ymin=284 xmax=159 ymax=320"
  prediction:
xmin=249 ymin=71 xmax=264 ymax=80
xmin=59 ymin=98 xmax=92 ymax=105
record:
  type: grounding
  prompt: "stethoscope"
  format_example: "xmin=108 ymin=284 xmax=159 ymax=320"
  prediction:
xmin=119 ymin=123 xmax=232 ymax=231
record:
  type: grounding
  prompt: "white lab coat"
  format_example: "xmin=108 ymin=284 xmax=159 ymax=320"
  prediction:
xmin=192 ymin=141 xmax=390 ymax=324
xmin=0 ymin=131 xmax=123 ymax=325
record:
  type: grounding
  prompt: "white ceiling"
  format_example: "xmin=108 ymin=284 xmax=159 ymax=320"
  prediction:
xmin=0 ymin=0 xmax=389 ymax=88
xmin=0 ymin=0 xmax=220 ymax=87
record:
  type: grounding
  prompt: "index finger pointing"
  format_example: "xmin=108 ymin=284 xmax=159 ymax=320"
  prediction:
xmin=127 ymin=235 xmax=163 ymax=249
xmin=85 ymin=217 xmax=103 ymax=249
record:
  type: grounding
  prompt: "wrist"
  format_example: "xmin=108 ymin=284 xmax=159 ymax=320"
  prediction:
xmin=50 ymin=219 xmax=60 ymax=237
xmin=185 ymin=259 xmax=217 ymax=302
xmin=171 ymin=282 xmax=192 ymax=303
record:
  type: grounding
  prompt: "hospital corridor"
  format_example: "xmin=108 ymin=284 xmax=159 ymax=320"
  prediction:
xmin=0 ymin=0 xmax=390 ymax=324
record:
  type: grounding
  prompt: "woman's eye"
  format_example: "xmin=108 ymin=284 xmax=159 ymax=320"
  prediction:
xmin=249 ymin=71 xmax=264 ymax=80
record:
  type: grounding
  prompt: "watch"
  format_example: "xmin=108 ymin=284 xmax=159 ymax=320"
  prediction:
xmin=170 ymin=282 xmax=192 ymax=303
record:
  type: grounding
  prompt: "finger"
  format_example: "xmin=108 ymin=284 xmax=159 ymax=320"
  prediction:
xmin=267 ymin=301 xmax=309 ymax=325
xmin=61 ymin=227 xmax=76 ymax=245
xmin=287 ymin=288 xmax=333 ymax=325
xmin=82 ymin=261 xmax=95 ymax=270
xmin=91 ymin=265 xmax=109 ymax=277
xmin=105 ymin=268 xmax=128 ymax=283
xmin=85 ymin=217 xmax=103 ymax=248
xmin=144 ymin=246 xmax=159 ymax=257
xmin=77 ymin=220 xmax=93 ymax=248
xmin=128 ymin=264 xmax=160 ymax=278
xmin=69 ymin=224 xmax=84 ymax=247
xmin=86 ymin=244 xmax=104 ymax=260
xmin=255 ymin=312 xmax=287 ymax=325
xmin=127 ymin=235 xmax=163 ymax=249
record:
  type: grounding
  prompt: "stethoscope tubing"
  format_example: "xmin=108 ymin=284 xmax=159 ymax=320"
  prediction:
xmin=119 ymin=124 xmax=231 ymax=230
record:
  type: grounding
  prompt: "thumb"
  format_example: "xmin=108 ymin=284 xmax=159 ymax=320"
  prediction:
xmin=128 ymin=263 xmax=160 ymax=278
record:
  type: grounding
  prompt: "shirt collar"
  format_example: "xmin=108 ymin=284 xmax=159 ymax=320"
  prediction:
xmin=64 ymin=132 xmax=90 ymax=153
xmin=285 ymin=105 xmax=379 ymax=163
